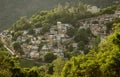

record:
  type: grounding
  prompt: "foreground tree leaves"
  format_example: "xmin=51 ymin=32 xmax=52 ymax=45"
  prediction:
xmin=61 ymin=23 xmax=120 ymax=77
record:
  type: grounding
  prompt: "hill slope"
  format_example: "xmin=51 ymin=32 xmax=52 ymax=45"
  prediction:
xmin=0 ymin=0 xmax=78 ymax=31
xmin=0 ymin=0 xmax=119 ymax=31
xmin=81 ymin=0 xmax=119 ymax=8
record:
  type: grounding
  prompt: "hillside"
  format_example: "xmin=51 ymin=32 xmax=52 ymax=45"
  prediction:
xmin=0 ymin=0 xmax=119 ymax=31
xmin=6 ymin=2 xmax=120 ymax=57
xmin=0 ymin=2 xmax=120 ymax=77
xmin=0 ymin=0 xmax=78 ymax=31
xmin=81 ymin=0 xmax=119 ymax=8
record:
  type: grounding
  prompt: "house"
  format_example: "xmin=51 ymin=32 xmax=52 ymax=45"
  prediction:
xmin=23 ymin=30 xmax=28 ymax=35
xmin=1 ymin=30 xmax=8 ymax=36
xmin=114 ymin=10 xmax=120 ymax=18
xmin=21 ymin=37 xmax=26 ymax=42
xmin=50 ymin=27 xmax=58 ymax=34
xmin=31 ymin=45 xmax=39 ymax=51
xmin=53 ymin=48 xmax=64 ymax=58
xmin=40 ymin=45 xmax=49 ymax=53
xmin=57 ymin=22 xmax=72 ymax=33
xmin=30 ymin=51 xmax=40 ymax=59
xmin=57 ymin=22 xmax=62 ymax=30
xmin=37 ymin=36 xmax=42 ymax=40
xmin=34 ymin=28 xmax=42 ymax=34
xmin=87 ymin=6 xmax=100 ymax=13
xmin=72 ymin=43 xmax=78 ymax=49
xmin=27 ymin=35 xmax=33 ymax=38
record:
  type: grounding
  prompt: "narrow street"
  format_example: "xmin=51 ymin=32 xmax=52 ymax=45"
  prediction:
xmin=0 ymin=36 xmax=15 ymax=56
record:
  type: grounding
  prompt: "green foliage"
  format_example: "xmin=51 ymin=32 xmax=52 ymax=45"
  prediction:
xmin=19 ymin=59 xmax=39 ymax=68
xmin=11 ymin=31 xmax=23 ymax=41
xmin=74 ymin=29 xmax=89 ymax=44
xmin=0 ymin=50 xmax=43 ymax=77
xmin=9 ymin=2 xmax=92 ymax=36
xmin=64 ymin=51 xmax=72 ymax=59
xmin=0 ymin=0 xmax=118 ymax=32
xmin=73 ymin=28 xmax=92 ymax=53
xmin=2 ymin=1 xmax=120 ymax=77
xmin=106 ymin=22 xmax=114 ymax=33
xmin=12 ymin=42 xmax=24 ymax=55
xmin=99 ymin=5 xmax=117 ymax=14
xmin=106 ymin=17 xmax=120 ymax=33
xmin=25 ymin=38 xmax=31 ymax=44
xmin=46 ymin=64 xmax=54 ymax=75
xmin=67 ymin=28 xmax=76 ymax=37
xmin=93 ymin=36 xmax=101 ymax=50
xmin=28 ymin=67 xmax=40 ymax=77
xmin=0 ymin=0 xmax=80 ymax=31
xmin=0 ymin=51 xmax=19 ymax=77
xmin=10 ymin=66 xmax=42 ymax=77
xmin=11 ymin=67 xmax=26 ymax=77
xmin=52 ymin=58 xmax=66 ymax=76
xmin=0 ymin=39 xmax=6 ymax=51
xmin=10 ymin=17 xmax=31 ymax=31
xmin=61 ymin=23 xmax=120 ymax=77
xmin=28 ymin=28 xmax=35 ymax=35
xmin=0 ymin=40 xmax=4 ymax=48
xmin=44 ymin=53 xmax=57 ymax=63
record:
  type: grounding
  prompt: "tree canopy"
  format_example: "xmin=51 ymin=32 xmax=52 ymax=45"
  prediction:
xmin=61 ymin=23 xmax=120 ymax=77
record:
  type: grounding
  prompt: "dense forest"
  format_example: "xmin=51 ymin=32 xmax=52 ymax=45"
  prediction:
xmin=0 ymin=0 xmax=119 ymax=31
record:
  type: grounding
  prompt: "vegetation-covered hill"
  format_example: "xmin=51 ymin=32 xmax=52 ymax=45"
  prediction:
xmin=0 ymin=0 xmax=78 ymax=31
xmin=0 ymin=19 xmax=120 ymax=77
xmin=1 ymin=2 xmax=120 ymax=77
xmin=8 ymin=2 xmax=120 ymax=57
xmin=81 ymin=0 xmax=119 ymax=8
xmin=0 ymin=0 xmax=119 ymax=31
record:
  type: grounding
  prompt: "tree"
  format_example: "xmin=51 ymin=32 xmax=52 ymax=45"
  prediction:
xmin=0 ymin=40 xmax=6 ymax=50
xmin=0 ymin=40 xmax=3 ymax=48
xmin=12 ymin=42 xmax=24 ymax=55
xmin=67 ymin=28 xmax=76 ymax=37
xmin=0 ymin=51 xmax=19 ymax=77
xmin=10 ymin=17 xmax=31 ymax=31
xmin=52 ymin=58 xmax=66 ymax=76
xmin=74 ymin=29 xmax=89 ymax=44
xmin=93 ymin=36 xmax=101 ymax=50
xmin=100 ymin=5 xmax=116 ymax=14
xmin=28 ymin=28 xmax=35 ymax=35
xmin=44 ymin=53 xmax=57 ymax=63
xmin=28 ymin=67 xmax=40 ymax=77
xmin=61 ymin=23 xmax=120 ymax=77
xmin=11 ymin=67 xmax=26 ymax=77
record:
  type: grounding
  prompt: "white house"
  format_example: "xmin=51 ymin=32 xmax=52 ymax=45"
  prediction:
xmin=87 ymin=6 xmax=100 ymax=13
xmin=30 ymin=51 xmax=40 ymax=59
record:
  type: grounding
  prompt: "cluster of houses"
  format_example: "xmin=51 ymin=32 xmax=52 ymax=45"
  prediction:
xmin=78 ymin=11 xmax=120 ymax=42
xmin=1 ymin=10 xmax=120 ymax=61
xmin=0 ymin=22 xmax=74 ymax=60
